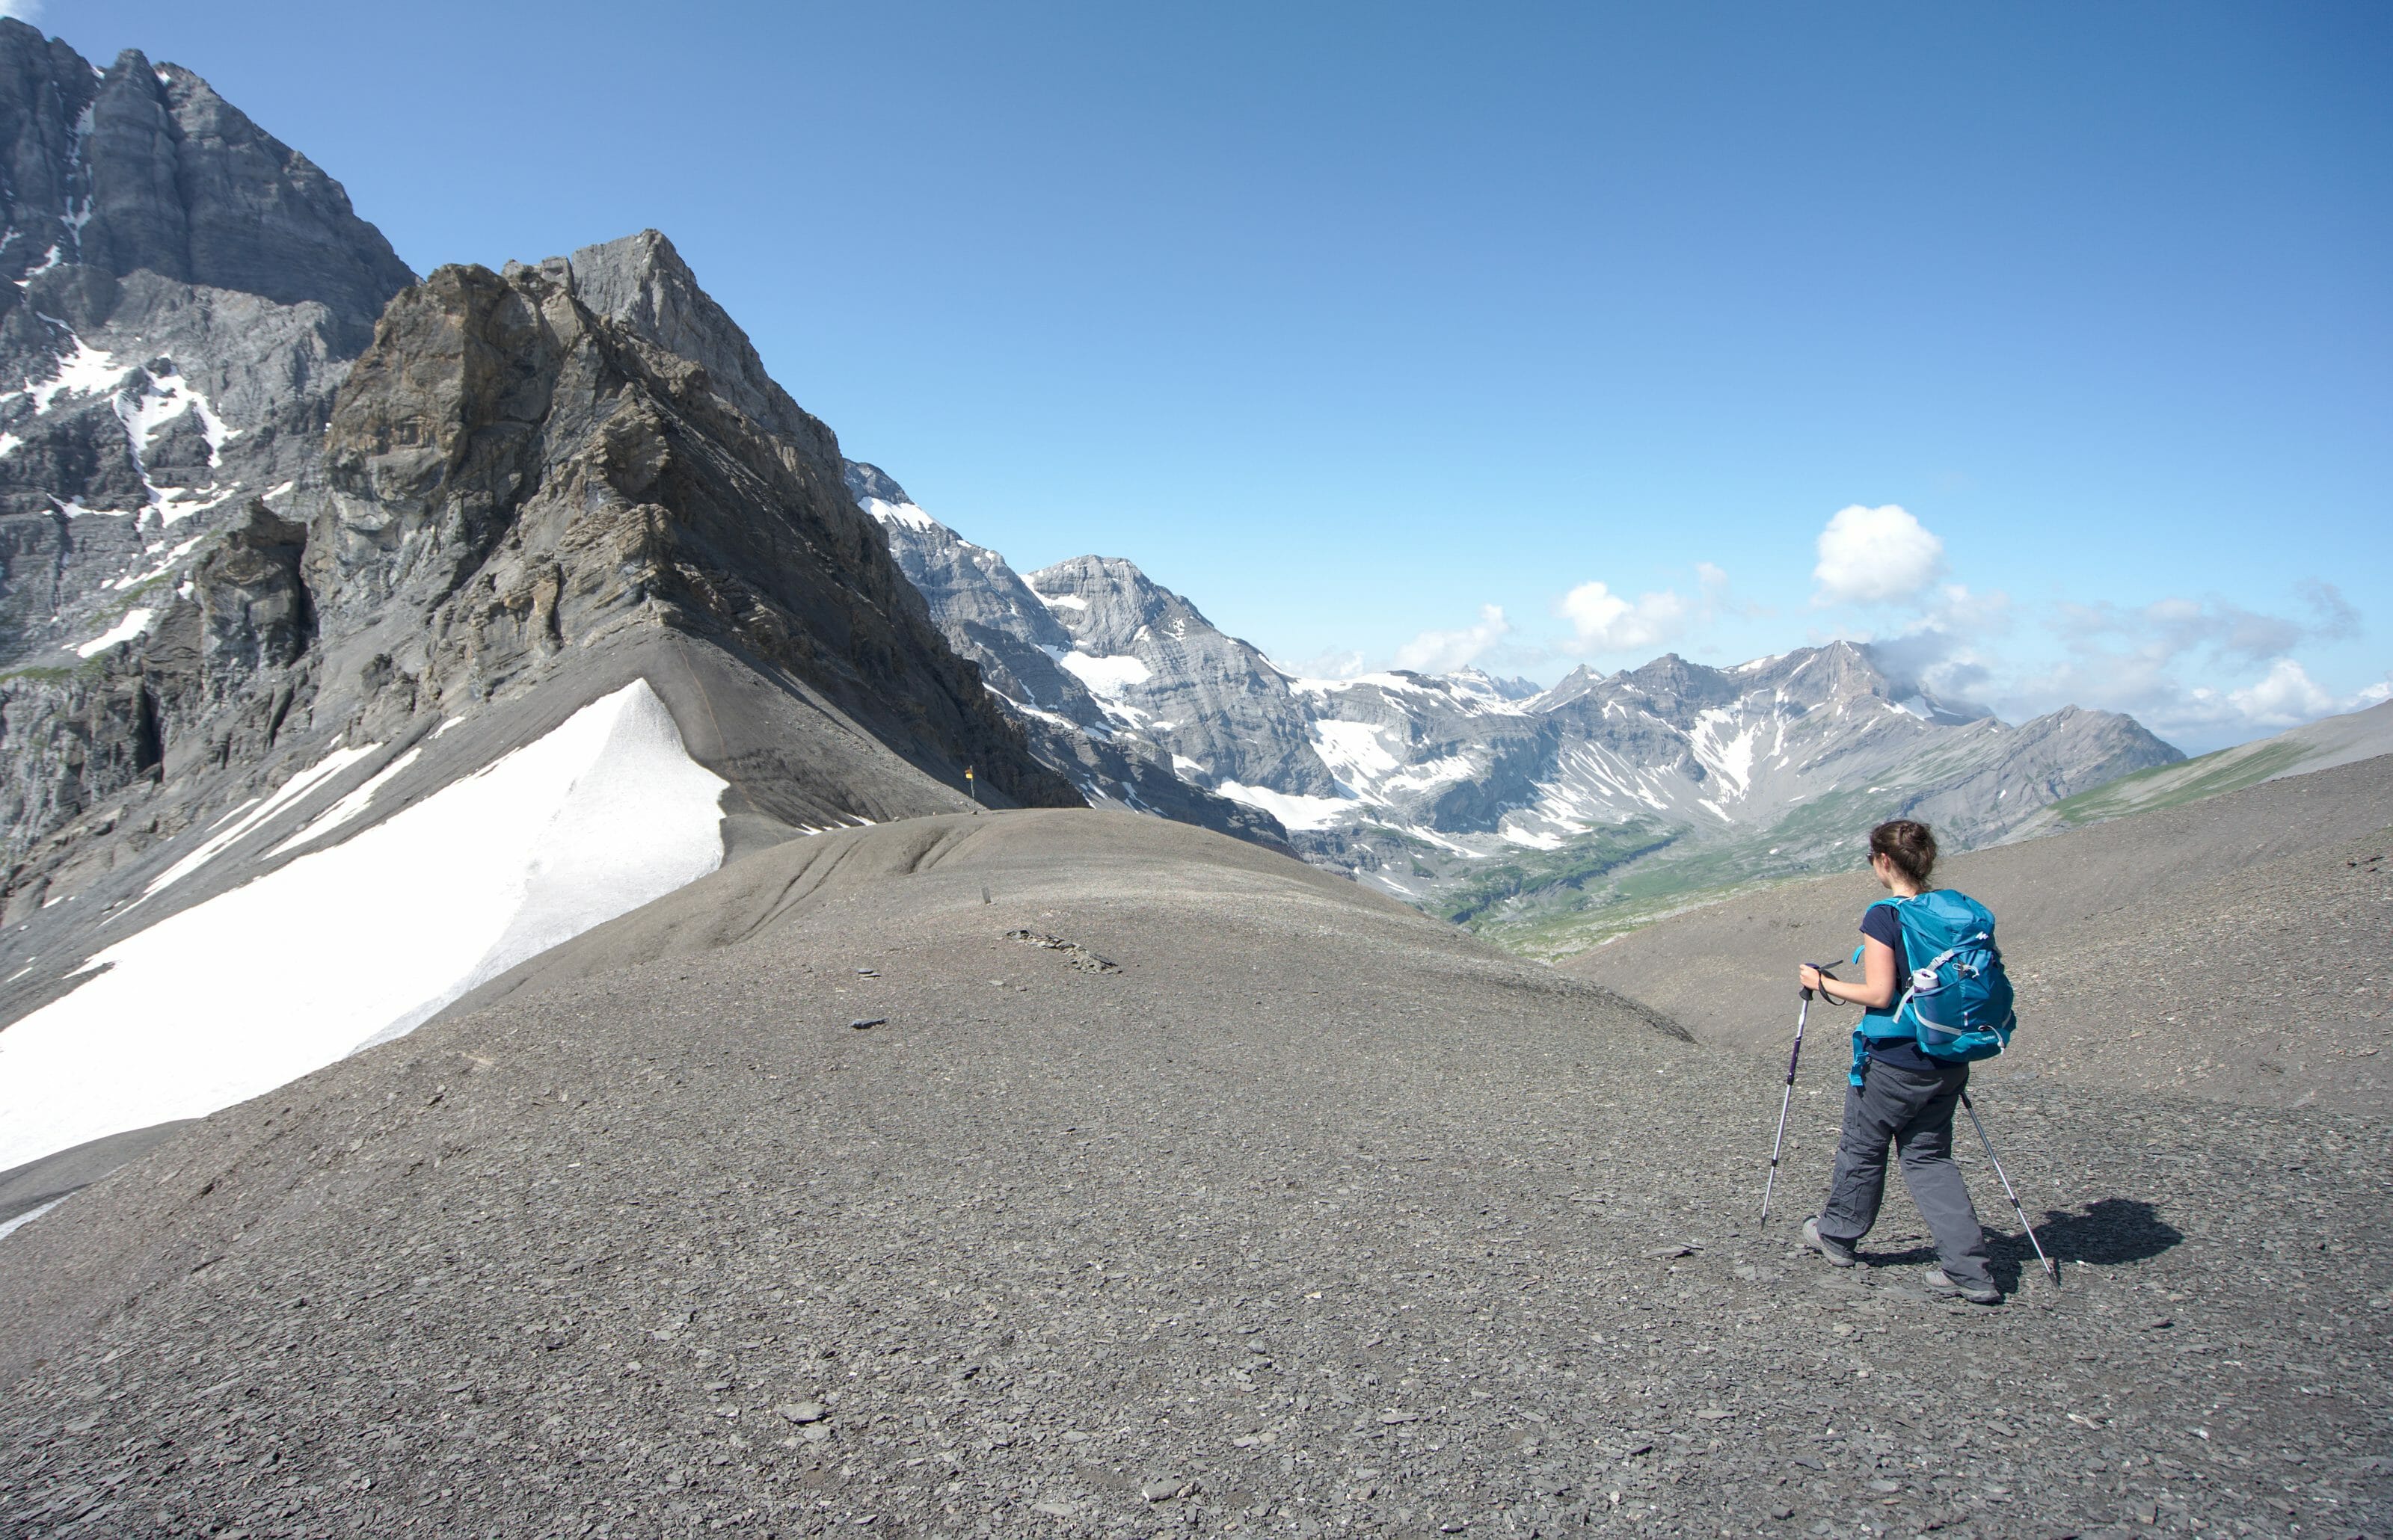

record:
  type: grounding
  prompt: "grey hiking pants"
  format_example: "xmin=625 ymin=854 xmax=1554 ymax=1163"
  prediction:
xmin=1817 ymin=1055 xmax=1995 ymax=1290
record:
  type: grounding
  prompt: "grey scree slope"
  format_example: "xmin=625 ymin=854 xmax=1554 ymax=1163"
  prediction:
xmin=3 ymin=811 xmax=2386 ymax=1537
xmin=1571 ymin=753 xmax=2393 ymax=1115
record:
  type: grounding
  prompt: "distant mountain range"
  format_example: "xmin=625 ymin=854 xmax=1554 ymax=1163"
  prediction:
xmin=855 ymin=469 xmax=2184 ymax=952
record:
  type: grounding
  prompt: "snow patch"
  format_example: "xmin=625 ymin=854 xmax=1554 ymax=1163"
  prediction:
xmin=1309 ymin=719 xmax=1399 ymax=786
xmin=0 ymin=1198 xmax=67 ymax=1243
xmin=1039 ymin=591 xmax=1090 ymax=611
xmin=106 ymin=533 xmax=206 ymax=591
xmin=857 ymin=495 xmax=942 ymax=535
xmin=268 ymin=746 xmax=424 ymax=856
xmin=150 ymin=485 xmax=240 ymax=527
xmin=28 ymin=334 xmax=128 ymax=412
xmin=1383 ymin=754 xmax=1476 ymax=795
xmin=1689 ymin=709 xmax=1758 ymax=797
xmin=1213 ymin=779 xmax=1355 ymax=831
xmin=1001 ymin=696 xmax=1081 ymax=733
xmin=141 ymin=742 xmax=383 ymax=900
xmin=73 ymin=606 xmax=154 ymax=657
xmin=13 ymin=244 xmax=63 ymax=289
xmin=1051 ymin=648 xmax=1152 ymax=698
xmin=115 ymin=363 xmax=236 ymax=466
xmin=1291 ymin=671 xmax=1432 ymax=697
xmin=0 ymin=681 xmax=728 ymax=1174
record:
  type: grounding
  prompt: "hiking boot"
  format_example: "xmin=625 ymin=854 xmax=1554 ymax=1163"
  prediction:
xmin=1921 ymin=1266 xmax=2001 ymax=1305
xmin=1801 ymin=1217 xmax=1857 ymax=1268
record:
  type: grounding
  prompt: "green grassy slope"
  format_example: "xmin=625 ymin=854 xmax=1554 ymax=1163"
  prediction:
xmin=2036 ymin=739 xmax=2314 ymax=826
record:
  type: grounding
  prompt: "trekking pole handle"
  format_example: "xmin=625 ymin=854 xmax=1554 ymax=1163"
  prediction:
xmin=1798 ymin=961 xmax=1839 ymax=1002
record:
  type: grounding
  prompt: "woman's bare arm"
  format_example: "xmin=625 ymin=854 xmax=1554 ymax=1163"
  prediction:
xmin=1800 ymin=936 xmax=1898 ymax=1009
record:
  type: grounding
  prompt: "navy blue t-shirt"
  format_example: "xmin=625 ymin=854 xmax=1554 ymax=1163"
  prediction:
xmin=1860 ymin=902 xmax=1937 ymax=1071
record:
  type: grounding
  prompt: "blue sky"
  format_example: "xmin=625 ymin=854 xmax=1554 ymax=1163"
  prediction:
xmin=29 ymin=1 xmax=2391 ymax=751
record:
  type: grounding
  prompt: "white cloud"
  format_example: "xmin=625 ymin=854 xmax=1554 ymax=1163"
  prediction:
xmin=1558 ymin=581 xmax=1688 ymax=653
xmin=1852 ymin=583 xmax=2015 ymax=704
xmin=0 ymin=1 xmax=43 ymax=21
xmin=1807 ymin=569 xmax=2370 ymax=750
xmin=1992 ymin=586 xmax=2380 ymax=748
xmin=1812 ymin=504 xmax=1947 ymax=607
xmin=1281 ymin=647 xmax=1367 ymax=681
xmin=1393 ymin=604 xmax=1511 ymax=674
xmin=2224 ymin=659 xmax=2338 ymax=727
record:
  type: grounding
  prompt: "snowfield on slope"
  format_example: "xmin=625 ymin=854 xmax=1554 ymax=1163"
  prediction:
xmin=0 ymin=680 xmax=728 ymax=1174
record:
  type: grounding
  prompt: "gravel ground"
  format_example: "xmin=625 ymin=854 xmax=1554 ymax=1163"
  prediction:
xmin=1567 ymin=754 xmax=2393 ymax=1114
xmin=1 ymin=810 xmax=2386 ymax=1539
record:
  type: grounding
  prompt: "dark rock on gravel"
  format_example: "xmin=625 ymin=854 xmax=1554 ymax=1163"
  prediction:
xmin=2 ymin=810 xmax=2384 ymax=1537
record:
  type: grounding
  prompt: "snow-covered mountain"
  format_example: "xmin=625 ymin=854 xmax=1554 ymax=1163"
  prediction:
xmin=846 ymin=464 xmax=1284 ymax=846
xmin=0 ymin=23 xmax=1075 ymax=1184
xmin=855 ymin=475 xmax=2184 ymax=942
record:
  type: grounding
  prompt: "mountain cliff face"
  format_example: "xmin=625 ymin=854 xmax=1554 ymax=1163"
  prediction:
xmin=849 ymin=464 xmax=1285 ymax=847
xmin=3 ymin=227 xmax=1077 ymax=911
xmin=301 ymin=232 xmax=1066 ymax=812
xmin=0 ymin=24 xmax=422 ymax=881
xmin=0 ymin=25 xmax=1087 ymax=1185
xmin=0 ymin=28 xmax=414 ymax=338
xmin=0 ymin=29 xmax=1075 ymax=999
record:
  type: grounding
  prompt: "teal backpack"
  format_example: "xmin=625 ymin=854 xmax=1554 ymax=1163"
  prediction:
xmin=1849 ymin=889 xmax=2017 ymax=1081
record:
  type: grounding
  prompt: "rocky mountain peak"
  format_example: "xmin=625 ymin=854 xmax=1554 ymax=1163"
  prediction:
xmin=1446 ymin=667 xmax=1540 ymax=702
xmin=1602 ymin=651 xmax=1745 ymax=721
xmin=849 ymin=464 xmax=1293 ymax=848
xmin=1527 ymin=663 xmax=1607 ymax=711
xmin=0 ymin=22 xmax=414 ymax=348
xmin=310 ymin=242 xmax=1058 ymax=800
xmin=551 ymin=230 xmax=837 ymax=466
xmin=844 ymin=460 xmax=912 ymax=508
xmin=2 ymin=215 xmax=1080 ymax=917
xmin=1026 ymin=555 xmax=1207 ymax=656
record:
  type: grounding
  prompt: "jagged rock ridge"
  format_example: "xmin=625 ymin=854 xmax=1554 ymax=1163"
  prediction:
xmin=850 ymin=463 xmax=1288 ymax=848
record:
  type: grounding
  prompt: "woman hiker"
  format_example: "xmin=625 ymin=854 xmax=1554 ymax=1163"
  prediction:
xmin=1796 ymin=819 xmax=2003 ymax=1305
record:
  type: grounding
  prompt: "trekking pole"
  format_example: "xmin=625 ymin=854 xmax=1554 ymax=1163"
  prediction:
xmin=1760 ymin=965 xmax=1834 ymax=1223
xmin=1959 ymin=1089 xmax=2059 ymax=1290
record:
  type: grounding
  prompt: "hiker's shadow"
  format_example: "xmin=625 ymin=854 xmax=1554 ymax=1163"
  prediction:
xmin=1872 ymin=1198 xmax=2182 ymax=1291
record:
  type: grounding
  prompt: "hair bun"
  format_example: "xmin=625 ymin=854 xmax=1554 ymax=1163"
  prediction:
xmin=1867 ymin=819 xmax=1938 ymax=886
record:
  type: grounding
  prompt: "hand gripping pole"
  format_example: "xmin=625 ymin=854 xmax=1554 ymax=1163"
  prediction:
xmin=1960 ymin=1088 xmax=2059 ymax=1289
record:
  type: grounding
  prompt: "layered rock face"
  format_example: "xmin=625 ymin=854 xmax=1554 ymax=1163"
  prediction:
xmin=0 ymin=25 xmax=419 ymax=885
xmin=0 ymin=25 xmax=1074 ymax=944
xmin=0 ymin=28 xmax=413 ymax=338
xmin=298 ymin=233 xmax=1069 ymax=811
xmin=851 ymin=465 xmax=1285 ymax=847
xmin=1025 ymin=553 xmax=1336 ymax=798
